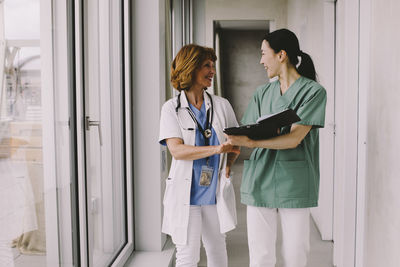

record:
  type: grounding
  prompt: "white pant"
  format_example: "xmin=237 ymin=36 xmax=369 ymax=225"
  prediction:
xmin=247 ymin=206 xmax=310 ymax=267
xmin=175 ymin=205 xmax=227 ymax=267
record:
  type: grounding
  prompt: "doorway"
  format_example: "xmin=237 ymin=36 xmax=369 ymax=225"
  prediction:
xmin=215 ymin=21 xmax=269 ymax=159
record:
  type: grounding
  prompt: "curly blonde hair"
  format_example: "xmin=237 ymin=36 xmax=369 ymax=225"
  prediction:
xmin=170 ymin=44 xmax=217 ymax=91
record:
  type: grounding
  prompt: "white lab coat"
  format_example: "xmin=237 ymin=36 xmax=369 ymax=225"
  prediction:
xmin=159 ymin=90 xmax=238 ymax=245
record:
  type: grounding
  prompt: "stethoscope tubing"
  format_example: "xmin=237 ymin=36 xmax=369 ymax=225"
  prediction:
xmin=175 ymin=91 xmax=214 ymax=138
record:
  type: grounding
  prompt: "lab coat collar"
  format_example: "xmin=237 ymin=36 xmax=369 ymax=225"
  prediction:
xmin=180 ymin=89 xmax=212 ymax=112
xmin=203 ymin=90 xmax=212 ymax=112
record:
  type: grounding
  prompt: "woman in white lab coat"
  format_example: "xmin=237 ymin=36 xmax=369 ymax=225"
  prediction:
xmin=159 ymin=44 xmax=239 ymax=267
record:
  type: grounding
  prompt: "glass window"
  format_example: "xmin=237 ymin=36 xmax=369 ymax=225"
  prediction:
xmin=0 ymin=1 xmax=47 ymax=266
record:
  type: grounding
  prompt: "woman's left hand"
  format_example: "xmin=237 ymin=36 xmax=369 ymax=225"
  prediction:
xmin=225 ymin=165 xmax=232 ymax=178
xmin=225 ymin=134 xmax=254 ymax=148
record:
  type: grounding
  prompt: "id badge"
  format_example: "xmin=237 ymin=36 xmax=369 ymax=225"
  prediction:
xmin=199 ymin=165 xmax=214 ymax=186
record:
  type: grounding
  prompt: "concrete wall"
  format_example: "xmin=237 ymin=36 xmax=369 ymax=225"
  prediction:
xmin=219 ymin=30 xmax=267 ymax=122
xmin=365 ymin=0 xmax=400 ymax=266
xmin=218 ymin=29 xmax=267 ymax=159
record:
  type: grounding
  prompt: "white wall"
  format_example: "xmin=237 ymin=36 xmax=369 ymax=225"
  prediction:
xmin=365 ymin=0 xmax=400 ymax=266
xmin=286 ymin=0 xmax=335 ymax=241
xmin=286 ymin=0 xmax=324 ymax=78
xmin=132 ymin=0 xmax=168 ymax=251
xmin=334 ymin=0 xmax=361 ymax=265
xmin=192 ymin=0 xmax=206 ymax=45
xmin=194 ymin=0 xmax=288 ymax=47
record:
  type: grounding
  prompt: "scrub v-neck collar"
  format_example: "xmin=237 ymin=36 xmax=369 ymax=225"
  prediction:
xmin=273 ymin=76 xmax=303 ymax=111
xmin=279 ymin=75 xmax=302 ymax=96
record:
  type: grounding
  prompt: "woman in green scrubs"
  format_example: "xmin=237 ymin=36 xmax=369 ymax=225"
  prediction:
xmin=226 ymin=29 xmax=327 ymax=267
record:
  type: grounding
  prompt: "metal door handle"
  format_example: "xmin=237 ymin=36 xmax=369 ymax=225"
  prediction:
xmin=85 ymin=116 xmax=103 ymax=146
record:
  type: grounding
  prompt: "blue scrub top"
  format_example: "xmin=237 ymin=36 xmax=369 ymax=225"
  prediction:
xmin=189 ymin=102 xmax=220 ymax=205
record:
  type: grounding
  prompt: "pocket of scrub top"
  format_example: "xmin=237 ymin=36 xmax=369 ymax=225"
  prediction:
xmin=275 ymin=160 xmax=309 ymax=198
xmin=240 ymin=160 xmax=256 ymax=194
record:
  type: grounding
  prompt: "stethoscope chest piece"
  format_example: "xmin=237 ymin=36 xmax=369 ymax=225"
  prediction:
xmin=204 ymin=129 xmax=212 ymax=138
xmin=176 ymin=91 xmax=214 ymax=139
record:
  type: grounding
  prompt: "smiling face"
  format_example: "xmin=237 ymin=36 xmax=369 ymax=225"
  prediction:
xmin=260 ymin=40 xmax=282 ymax=78
xmin=193 ymin=59 xmax=215 ymax=89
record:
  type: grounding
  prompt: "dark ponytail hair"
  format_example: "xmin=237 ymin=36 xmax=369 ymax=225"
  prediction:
xmin=263 ymin=29 xmax=316 ymax=81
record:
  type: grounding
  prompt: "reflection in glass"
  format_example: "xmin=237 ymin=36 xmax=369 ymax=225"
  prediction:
xmin=1 ymin=1 xmax=46 ymax=266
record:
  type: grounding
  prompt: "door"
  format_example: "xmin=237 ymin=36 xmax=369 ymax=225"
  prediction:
xmin=77 ymin=0 xmax=130 ymax=266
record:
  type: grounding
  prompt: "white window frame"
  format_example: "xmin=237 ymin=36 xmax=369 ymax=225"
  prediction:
xmin=41 ymin=0 xmax=75 ymax=265
xmin=74 ymin=0 xmax=134 ymax=266
xmin=41 ymin=0 xmax=62 ymax=265
xmin=40 ymin=0 xmax=134 ymax=266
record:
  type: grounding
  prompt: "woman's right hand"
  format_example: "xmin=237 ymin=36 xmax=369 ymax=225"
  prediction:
xmin=216 ymin=142 xmax=240 ymax=154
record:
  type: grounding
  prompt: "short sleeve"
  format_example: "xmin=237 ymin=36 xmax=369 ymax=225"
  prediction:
xmin=241 ymin=91 xmax=260 ymax=125
xmin=296 ymin=87 xmax=327 ymax=128
xmin=224 ymin=99 xmax=239 ymax=128
xmin=159 ymin=101 xmax=183 ymax=146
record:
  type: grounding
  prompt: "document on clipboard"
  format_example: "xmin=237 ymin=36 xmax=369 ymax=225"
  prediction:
xmin=223 ymin=109 xmax=301 ymax=140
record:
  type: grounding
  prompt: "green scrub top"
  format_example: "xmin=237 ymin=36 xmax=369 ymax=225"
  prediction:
xmin=241 ymin=76 xmax=327 ymax=208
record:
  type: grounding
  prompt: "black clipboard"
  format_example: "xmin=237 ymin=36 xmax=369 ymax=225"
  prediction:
xmin=223 ymin=109 xmax=301 ymax=140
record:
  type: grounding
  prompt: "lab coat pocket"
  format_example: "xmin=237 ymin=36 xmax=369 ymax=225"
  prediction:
xmin=163 ymin=178 xmax=174 ymax=205
xmin=216 ymin=170 xmax=237 ymax=233
xmin=275 ymin=160 xmax=309 ymax=198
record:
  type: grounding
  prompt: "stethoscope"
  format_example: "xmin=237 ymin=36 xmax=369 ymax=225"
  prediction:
xmin=175 ymin=91 xmax=214 ymax=140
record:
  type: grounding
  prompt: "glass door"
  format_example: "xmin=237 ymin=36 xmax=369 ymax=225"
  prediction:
xmin=78 ymin=0 xmax=129 ymax=266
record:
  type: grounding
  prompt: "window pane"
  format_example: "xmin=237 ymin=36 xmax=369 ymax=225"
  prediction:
xmin=4 ymin=0 xmax=40 ymax=39
xmin=1 ymin=1 xmax=47 ymax=266
xmin=84 ymin=0 xmax=127 ymax=265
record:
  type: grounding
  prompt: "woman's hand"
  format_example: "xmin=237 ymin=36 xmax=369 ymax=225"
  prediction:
xmin=216 ymin=142 xmax=240 ymax=178
xmin=225 ymin=165 xmax=232 ymax=178
xmin=225 ymin=134 xmax=254 ymax=148
xmin=216 ymin=142 xmax=241 ymax=154
xmin=218 ymin=143 xmax=240 ymax=178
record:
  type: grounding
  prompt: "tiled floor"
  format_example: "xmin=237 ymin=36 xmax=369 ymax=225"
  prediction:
xmin=198 ymin=159 xmax=334 ymax=267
